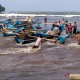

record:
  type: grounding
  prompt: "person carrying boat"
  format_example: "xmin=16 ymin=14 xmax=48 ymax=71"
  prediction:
xmin=46 ymin=29 xmax=55 ymax=38
xmin=18 ymin=29 xmax=27 ymax=40
xmin=26 ymin=16 xmax=33 ymax=24
xmin=53 ymin=25 xmax=59 ymax=37
xmin=15 ymin=29 xmax=29 ymax=40
xmin=32 ymin=35 xmax=43 ymax=48
xmin=73 ymin=22 xmax=77 ymax=35
xmin=76 ymin=31 xmax=80 ymax=45
xmin=67 ymin=23 xmax=72 ymax=36
xmin=55 ymin=33 xmax=67 ymax=44
xmin=51 ymin=24 xmax=55 ymax=30
xmin=24 ymin=16 xmax=33 ymax=28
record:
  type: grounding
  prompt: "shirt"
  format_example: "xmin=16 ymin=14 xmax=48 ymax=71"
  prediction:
xmin=34 ymin=37 xmax=42 ymax=46
xmin=58 ymin=36 xmax=65 ymax=43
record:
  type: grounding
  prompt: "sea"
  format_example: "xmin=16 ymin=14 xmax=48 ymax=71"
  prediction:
xmin=0 ymin=12 xmax=80 ymax=80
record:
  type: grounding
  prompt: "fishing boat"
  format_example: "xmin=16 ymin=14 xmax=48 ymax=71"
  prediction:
xmin=14 ymin=36 xmax=37 ymax=44
xmin=2 ymin=28 xmax=24 ymax=37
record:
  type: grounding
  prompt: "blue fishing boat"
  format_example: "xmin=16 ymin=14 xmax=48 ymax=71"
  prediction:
xmin=14 ymin=36 xmax=37 ymax=44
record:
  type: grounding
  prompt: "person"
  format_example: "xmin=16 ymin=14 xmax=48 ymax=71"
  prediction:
xmin=57 ymin=21 xmax=61 ymax=26
xmin=61 ymin=18 xmax=65 ymax=24
xmin=60 ymin=30 xmax=69 ymax=39
xmin=46 ymin=29 xmax=55 ymax=38
xmin=16 ymin=29 xmax=29 ymax=40
xmin=25 ymin=16 xmax=33 ymax=27
xmin=46 ymin=29 xmax=54 ymax=35
xmin=73 ymin=22 xmax=77 ymax=35
xmin=65 ymin=20 xmax=69 ymax=27
xmin=44 ymin=17 xmax=47 ymax=23
xmin=60 ymin=24 xmax=66 ymax=31
xmin=32 ymin=35 xmax=43 ymax=48
xmin=26 ymin=16 xmax=32 ymax=23
xmin=67 ymin=23 xmax=72 ymax=35
xmin=55 ymin=33 xmax=66 ymax=44
xmin=51 ymin=24 xmax=55 ymax=30
xmin=53 ymin=25 xmax=59 ymax=36
xmin=76 ymin=31 xmax=80 ymax=45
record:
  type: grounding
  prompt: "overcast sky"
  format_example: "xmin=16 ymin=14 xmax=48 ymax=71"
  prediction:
xmin=0 ymin=0 xmax=80 ymax=12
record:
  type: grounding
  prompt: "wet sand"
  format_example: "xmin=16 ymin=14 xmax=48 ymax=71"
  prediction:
xmin=0 ymin=34 xmax=80 ymax=80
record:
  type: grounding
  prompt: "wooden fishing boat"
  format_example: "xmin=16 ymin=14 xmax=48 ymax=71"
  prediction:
xmin=14 ymin=36 xmax=37 ymax=44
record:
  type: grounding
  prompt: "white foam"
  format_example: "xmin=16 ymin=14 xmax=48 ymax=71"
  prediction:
xmin=0 ymin=13 xmax=80 ymax=18
xmin=46 ymin=42 xmax=80 ymax=49
xmin=1 ymin=42 xmax=80 ymax=55
xmin=67 ymin=43 xmax=80 ymax=47
xmin=20 ymin=47 xmax=41 ymax=53
xmin=0 ymin=46 xmax=41 ymax=54
xmin=45 ymin=42 xmax=55 ymax=46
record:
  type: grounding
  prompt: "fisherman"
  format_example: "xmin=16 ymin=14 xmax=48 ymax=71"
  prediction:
xmin=53 ymin=25 xmax=59 ymax=37
xmin=55 ymin=33 xmax=67 ymax=44
xmin=61 ymin=18 xmax=65 ymax=24
xmin=73 ymin=22 xmax=77 ymax=35
xmin=44 ymin=17 xmax=47 ymax=23
xmin=18 ymin=29 xmax=27 ymax=39
xmin=57 ymin=21 xmax=61 ymax=26
xmin=32 ymin=35 xmax=43 ymax=48
xmin=67 ymin=23 xmax=72 ymax=36
xmin=25 ymin=16 xmax=33 ymax=27
xmin=46 ymin=29 xmax=54 ymax=36
xmin=76 ymin=31 xmax=80 ymax=45
xmin=14 ymin=28 xmax=32 ymax=44
xmin=15 ymin=29 xmax=29 ymax=40
xmin=51 ymin=24 xmax=55 ymax=30
xmin=26 ymin=16 xmax=32 ymax=23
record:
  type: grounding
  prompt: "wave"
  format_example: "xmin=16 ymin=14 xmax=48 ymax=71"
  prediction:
xmin=0 ymin=42 xmax=80 ymax=55
xmin=45 ymin=42 xmax=80 ymax=51
xmin=67 ymin=43 xmax=80 ymax=47
xmin=0 ymin=13 xmax=80 ymax=18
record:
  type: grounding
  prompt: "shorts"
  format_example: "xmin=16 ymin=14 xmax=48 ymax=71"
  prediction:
xmin=78 ymin=41 xmax=80 ymax=45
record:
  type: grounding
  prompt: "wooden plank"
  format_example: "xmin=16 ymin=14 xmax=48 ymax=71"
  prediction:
xmin=23 ymin=39 xmax=36 ymax=41
xmin=28 ymin=35 xmax=56 ymax=42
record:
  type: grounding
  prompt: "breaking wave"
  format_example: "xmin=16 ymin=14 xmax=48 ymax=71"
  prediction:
xmin=0 ymin=13 xmax=80 ymax=18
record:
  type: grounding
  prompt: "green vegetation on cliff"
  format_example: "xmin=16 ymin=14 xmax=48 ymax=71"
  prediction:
xmin=0 ymin=4 xmax=5 ymax=12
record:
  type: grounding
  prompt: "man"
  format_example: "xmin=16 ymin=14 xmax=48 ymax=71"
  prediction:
xmin=55 ymin=33 xmax=67 ymax=44
xmin=46 ymin=29 xmax=55 ymax=36
xmin=32 ymin=35 xmax=43 ymax=48
xmin=73 ymin=22 xmax=77 ymax=35
xmin=18 ymin=29 xmax=27 ymax=40
xmin=76 ymin=31 xmax=80 ymax=45
xmin=44 ymin=17 xmax=47 ymax=23
xmin=15 ymin=29 xmax=29 ymax=43
xmin=53 ymin=25 xmax=59 ymax=37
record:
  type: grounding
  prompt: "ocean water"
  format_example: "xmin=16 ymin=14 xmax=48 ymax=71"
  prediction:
xmin=0 ymin=12 xmax=80 ymax=30
xmin=0 ymin=13 xmax=80 ymax=80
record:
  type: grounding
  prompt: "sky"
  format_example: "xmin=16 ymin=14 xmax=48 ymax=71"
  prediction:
xmin=0 ymin=0 xmax=80 ymax=12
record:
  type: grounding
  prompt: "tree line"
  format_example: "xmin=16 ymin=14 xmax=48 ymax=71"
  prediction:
xmin=0 ymin=4 xmax=5 ymax=12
